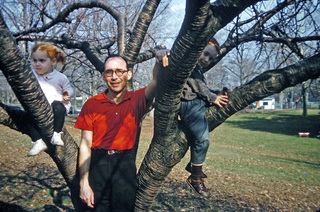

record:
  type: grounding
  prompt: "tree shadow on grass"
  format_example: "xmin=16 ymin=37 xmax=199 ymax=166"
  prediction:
xmin=151 ymin=180 xmax=260 ymax=212
xmin=226 ymin=112 xmax=320 ymax=137
xmin=0 ymin=201 xmax=28 ymax=212
xmin=0 ymin=163 xmax=75 ymax=211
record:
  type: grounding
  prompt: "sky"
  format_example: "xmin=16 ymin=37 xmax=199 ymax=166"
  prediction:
xmin=163 ymin=0 xmax=186 ymax=48
xmin=170 ymin=0 xmax=186 ymax=13
xmin=164 ymin=0 xmax=225 ymax=48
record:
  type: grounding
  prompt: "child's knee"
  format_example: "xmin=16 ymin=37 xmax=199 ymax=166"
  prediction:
xmin=200 ymin=139 xmax=209 ymax=152
xmin=51 ymin=101 xmax=66 ymax=113
xmin=191 ymin=139 xmax=210 ymax=164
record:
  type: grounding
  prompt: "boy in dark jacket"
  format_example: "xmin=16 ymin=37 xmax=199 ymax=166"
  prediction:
xmin=180 ymin=38 xmax=228 ymax=197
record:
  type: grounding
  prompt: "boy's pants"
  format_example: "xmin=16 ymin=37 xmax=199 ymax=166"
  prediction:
xmin=180 ymin=98 xmax=210 ymax=165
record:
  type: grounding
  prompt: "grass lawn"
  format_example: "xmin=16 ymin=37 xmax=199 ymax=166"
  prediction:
xmin=138 ymin=109 xmax=320 ymax=211
xmin=0 ymin=108 xmax=319 ymax=211
xmin=209 ymin=109 xmax=320 ymax=186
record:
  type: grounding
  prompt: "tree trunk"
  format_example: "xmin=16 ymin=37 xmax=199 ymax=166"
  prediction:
xmin=302 ymin=82 xmax=307 ymax=117
xmin=0 ymin=12 xmax=85 ymax=211
xmin=1 ymin=0 xmax=320 ymax=211
xmin=0 ymin=14 xmax=54 ymax=142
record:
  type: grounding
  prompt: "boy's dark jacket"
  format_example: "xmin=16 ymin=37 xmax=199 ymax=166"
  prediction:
xmin=181 ymin=65 xmax=219 ymax=105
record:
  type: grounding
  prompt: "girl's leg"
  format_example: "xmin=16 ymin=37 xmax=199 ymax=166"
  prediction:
xmin=51 ymin=101 xmax=66 ymax=146
xmin=24 ymin=113 xmax=47 ymax=156
xmin=51 ymin=101 xmax=66 ymax=132
xmin=0 ymin=102 xmax=47 ymax=156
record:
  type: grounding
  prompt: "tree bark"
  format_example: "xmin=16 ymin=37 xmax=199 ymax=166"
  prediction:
xmin=1 ymin=0 xmax=320 ymax=211
xmin=135 ymin=0 xmax=262 ymax=210
xmin=0 ymin=14 xmax=54 ymax=142
xmin=206 ymin=53 xmax=320 ymax=130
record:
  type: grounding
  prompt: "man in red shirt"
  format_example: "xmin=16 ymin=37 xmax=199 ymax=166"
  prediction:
xmin=75 ymin=53 xmax=169 ymax=211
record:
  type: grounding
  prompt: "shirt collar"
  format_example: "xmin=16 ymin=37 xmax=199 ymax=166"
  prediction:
xmin=37 ymin=69 xmax=56 ymax=80
xmin=101 ymin=89 xmax=131 ymax=104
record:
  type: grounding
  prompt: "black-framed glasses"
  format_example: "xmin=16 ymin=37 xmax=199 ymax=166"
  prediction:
xmin=104 ymin=69 xmax=128 ymax=77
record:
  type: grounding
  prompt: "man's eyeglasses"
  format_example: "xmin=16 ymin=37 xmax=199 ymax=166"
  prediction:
xmin=104 ymin=69 xmax=128 ymax=77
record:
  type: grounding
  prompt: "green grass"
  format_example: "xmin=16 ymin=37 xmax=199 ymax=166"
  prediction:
xmin=137 ymin=109 xmax=320 ymax=187
xmin=205 ymin=109 xmax=320 ymax=186
xmin=1 ymin=108 xmax=319 ymax=211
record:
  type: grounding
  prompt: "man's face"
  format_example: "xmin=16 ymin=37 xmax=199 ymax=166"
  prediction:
xmin=102 ymin=57 xmax=132 ymax=95
xmin=198 ymin=45 xmax=218 ymax=68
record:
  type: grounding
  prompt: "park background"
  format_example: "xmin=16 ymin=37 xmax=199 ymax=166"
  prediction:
xmin=1 ymin=0 xmax=320 ymax=211
xmin=1 ymin=0 xmax=320 ymax=111
xmin=0 ymin=108 xmax=319 ymax=211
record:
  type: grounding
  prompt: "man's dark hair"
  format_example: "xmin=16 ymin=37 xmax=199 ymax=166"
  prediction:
xmin=104 ymin=54 xmax=129 ymax=70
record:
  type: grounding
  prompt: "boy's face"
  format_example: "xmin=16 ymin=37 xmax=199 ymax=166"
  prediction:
xmin=198 ymin=45 xmax=218 ymax=69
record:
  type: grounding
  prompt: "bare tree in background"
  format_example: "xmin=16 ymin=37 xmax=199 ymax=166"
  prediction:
xmin=1 ymin=0 xmax=320 ymax=211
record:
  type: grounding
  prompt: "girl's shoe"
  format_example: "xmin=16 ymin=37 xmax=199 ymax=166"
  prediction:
xmin=27 ymin=139 xmax=47 ymax=156
xmin=51 ymin=131 xmax=64 ymax=146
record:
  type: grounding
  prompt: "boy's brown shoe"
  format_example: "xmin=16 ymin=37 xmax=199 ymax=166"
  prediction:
xmin=186 ymin=176 xmax=210 ymax=197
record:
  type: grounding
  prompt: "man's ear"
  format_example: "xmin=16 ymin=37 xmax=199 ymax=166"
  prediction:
xmin=127 ymin=70 xmax=133 ymax=80
xmin=101 ymin=71 xmax=107 ymax=81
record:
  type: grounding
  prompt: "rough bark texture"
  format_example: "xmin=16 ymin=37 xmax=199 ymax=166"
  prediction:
xmin=206 ymin=53 xmax=320 ymax=130
xmin=0 ymin=18 xmax=54 ymax=142
xmin=124 ymin=0 xmax=161 ymax=66
xmin=0 ymin=0 xmax=319 ymax=211
xmin=135 ymin=0 xmax=261 ymax=210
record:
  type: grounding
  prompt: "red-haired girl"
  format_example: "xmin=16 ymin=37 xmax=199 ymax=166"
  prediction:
xmin=27 ymin=43 xmax=74 ymax=156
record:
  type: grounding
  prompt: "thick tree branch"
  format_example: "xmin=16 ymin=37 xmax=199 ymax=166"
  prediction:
xmin=0 ymin=13 xmax=54 ymax=142
xmin=135 ymin=0 xmax=214 ymax=210
xmin=207 ymin=53 xmax=320 ymax=130
xmin=124 ymin=0 xmax=161 ymax=66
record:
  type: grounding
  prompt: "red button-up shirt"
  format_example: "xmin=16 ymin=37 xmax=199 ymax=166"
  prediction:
xmin=74 ymin=87 xmax=148 ymax=150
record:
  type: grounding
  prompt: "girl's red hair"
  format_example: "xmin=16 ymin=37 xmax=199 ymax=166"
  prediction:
xmin=32 ymin=43 xmax=65 ymax=65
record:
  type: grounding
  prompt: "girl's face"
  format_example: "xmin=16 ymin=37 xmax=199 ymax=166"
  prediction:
xmin=198 ymin=44 xmax=218 ymax=68
xmin=32 ymin=51 xmax=56 ymax=75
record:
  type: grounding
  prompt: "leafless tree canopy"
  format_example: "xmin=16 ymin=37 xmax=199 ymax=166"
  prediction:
xmin=0 ymin=0 xmax=319 ymax=210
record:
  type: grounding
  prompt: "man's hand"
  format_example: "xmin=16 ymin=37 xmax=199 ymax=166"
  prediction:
xmin=145 ymin=49 xmax=170 ymax=101
xmin=155 ymin=49 xmax=170 ymax=67
xmin=80 ymin=182 xmax=95 ymax=208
